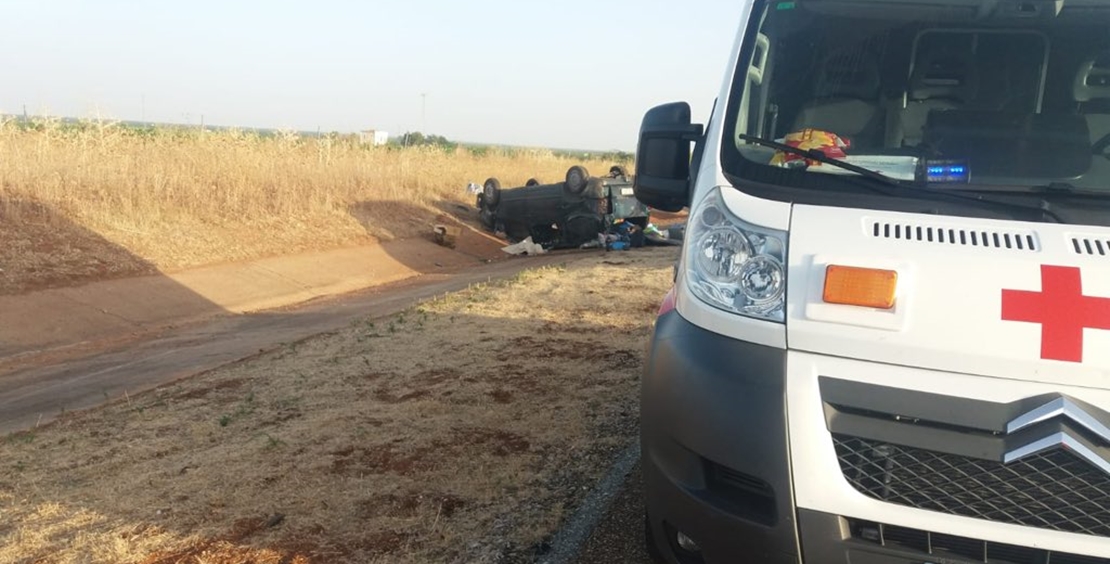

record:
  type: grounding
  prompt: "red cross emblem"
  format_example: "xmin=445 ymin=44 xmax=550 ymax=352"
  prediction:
xmin=1001 ymin=265 xmax=1110 ymax=363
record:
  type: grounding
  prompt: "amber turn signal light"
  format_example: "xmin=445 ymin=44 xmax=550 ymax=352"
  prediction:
xmin=822 ymin=265 xmax=898 ymax=309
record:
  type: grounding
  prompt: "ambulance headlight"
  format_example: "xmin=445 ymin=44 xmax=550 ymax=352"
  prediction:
xmin=687 ymin=189 xmax=786 ymax=322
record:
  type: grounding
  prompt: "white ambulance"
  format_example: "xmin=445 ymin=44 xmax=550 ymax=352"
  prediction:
xmin=635 ymin=1 xmax=1110 ymax=562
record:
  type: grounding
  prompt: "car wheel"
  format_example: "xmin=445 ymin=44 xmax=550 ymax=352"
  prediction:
xmin=564 ymin=165 xmax=590 ymax=195
xmin=483 ymin=178 xmax=501 ymax=209
xmin=525 ymin=177 xmax=541 ymax=187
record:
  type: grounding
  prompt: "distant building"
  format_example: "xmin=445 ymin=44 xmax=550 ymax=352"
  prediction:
xmin=359 ymin=129 xmax=389 ymax=146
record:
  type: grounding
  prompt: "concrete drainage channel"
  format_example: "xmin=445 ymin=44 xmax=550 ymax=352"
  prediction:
xmin=540 ymin=441 xmax=642 ymax=564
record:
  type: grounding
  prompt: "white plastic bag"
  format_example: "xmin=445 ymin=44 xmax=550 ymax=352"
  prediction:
xmin=501 ymin=237 xmax=546 ymax=256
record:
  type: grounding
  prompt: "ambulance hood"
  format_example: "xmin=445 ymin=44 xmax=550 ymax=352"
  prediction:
xmin=786 ymin=203 xmax=1110 ymax=386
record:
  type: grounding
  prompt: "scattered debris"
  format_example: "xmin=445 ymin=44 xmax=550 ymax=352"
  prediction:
xmin=644 ymin=222 xmax=685 ymax=247
xmin=501 ymin=237 xmax=546 ymax=256
xmin=644 ymin=224 xmax=666 ymax=239
xmin=588 ymin=219 xmax=646 ymax=252
xmin=433 ymin=224 xmax=461 ymax=248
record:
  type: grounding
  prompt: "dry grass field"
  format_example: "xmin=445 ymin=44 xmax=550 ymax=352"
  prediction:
xmin=0 ymin=119 xmax=627 ymax=294
xmin=0 ymin=248 xmax=678 ymax=564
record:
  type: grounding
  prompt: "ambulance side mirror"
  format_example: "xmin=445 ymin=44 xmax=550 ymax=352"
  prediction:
xmin=634 ymin=102 xmax=704 ymax=212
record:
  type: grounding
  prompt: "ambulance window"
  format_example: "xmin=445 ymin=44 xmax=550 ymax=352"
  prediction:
xmin=721 ymin=0 xmax=1110 ymax=197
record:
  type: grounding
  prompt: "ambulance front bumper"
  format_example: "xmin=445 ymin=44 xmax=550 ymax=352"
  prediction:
xmin=642 ymin=311 xmax=1110 ymax=563
xmin=641 ymin=310 xmax=802 ymax=563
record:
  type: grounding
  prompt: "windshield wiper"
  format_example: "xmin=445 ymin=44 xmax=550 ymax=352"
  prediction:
xmin=736 ymin=134 xmax=1065 ymax=223
xmin=737 ymin=133 xmax=903 ymax=190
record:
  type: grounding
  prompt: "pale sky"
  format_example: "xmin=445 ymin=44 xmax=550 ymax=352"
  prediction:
xmin=1 ymin=1 xmax=743 ymax=151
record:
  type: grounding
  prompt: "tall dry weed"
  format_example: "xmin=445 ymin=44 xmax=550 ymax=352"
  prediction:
xmin=0 ymin=119 xmax=627 ymax=283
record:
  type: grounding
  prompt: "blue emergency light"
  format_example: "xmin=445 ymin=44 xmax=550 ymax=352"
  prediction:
xmin=924 ymin=160 xmax=970 ymax=183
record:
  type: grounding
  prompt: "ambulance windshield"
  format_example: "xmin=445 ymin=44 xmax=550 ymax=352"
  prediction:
xmin=722 ymin=0 xmax=1110 ymax=202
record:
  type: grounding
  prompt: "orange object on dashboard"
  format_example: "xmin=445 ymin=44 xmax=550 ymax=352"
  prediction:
xmin=769 ymin=129 xmax=851 ymax=167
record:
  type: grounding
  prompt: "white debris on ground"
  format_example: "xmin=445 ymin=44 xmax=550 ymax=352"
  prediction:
xmin=501 ymin=237 xmax=546 ymax=256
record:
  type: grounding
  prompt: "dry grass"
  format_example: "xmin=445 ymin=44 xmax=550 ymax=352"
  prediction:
xmin=0 ymin=119 xmax=628 ymax=293
xmin=0 ymin=248 xmax=678 ymax=564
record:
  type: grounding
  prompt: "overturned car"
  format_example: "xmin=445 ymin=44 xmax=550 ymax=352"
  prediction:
xmin=477 ymin=165 xmax=650 ymax=248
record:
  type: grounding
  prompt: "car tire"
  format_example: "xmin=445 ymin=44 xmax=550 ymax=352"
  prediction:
xmin=483 ymin=178 xmax=501 ymax=209
xmin=564 ymin=165 xmax=590 ymax=195
xmin=525 ymin=178 xmax=541 ymax=187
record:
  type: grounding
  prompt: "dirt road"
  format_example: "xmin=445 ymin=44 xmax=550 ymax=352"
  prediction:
xmin=0 ymin=253 xmax=565 ymax=435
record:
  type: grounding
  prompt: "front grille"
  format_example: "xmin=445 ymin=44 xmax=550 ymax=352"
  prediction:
xmin=848 ymin=519 xmax=1110 ymax=564
xmin=834 ymin=435 xmax=1110 ymax=537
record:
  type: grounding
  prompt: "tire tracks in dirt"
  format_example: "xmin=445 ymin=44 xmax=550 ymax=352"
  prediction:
xmin=0 ymin=253 xmax=568 ymax=435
